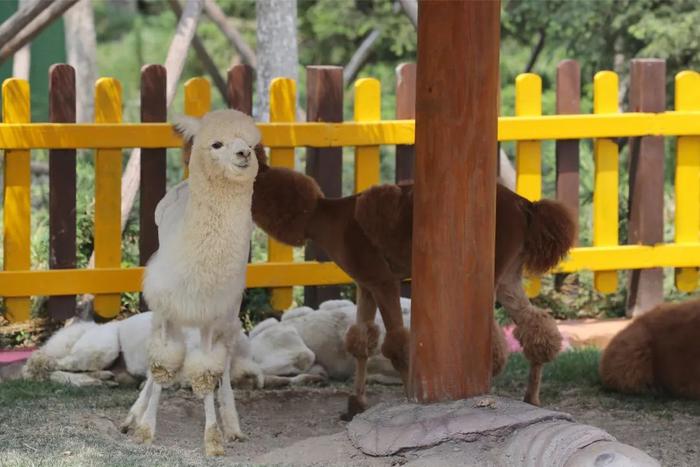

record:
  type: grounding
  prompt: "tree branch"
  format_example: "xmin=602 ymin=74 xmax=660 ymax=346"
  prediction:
xmin=0 ymin=0 xmax=81 ymax=65
xmin=0 ymin=0 xmax=53 ymax=47
xmin=168 ymin=0 xmax=227 ymax=102
xmin=525 ymin=28 xmax=546 ymax=73
xmin=397 ymin=0 xmax=417 ymax=28
xmin=343 ymin=28 xmax=381 ymax=86
xmin=202 ymin=0 xmax=257 ymax=69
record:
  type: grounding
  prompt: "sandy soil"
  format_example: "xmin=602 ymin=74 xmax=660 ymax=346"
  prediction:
xmin=1 ymin=381 xmax=699 ymax=466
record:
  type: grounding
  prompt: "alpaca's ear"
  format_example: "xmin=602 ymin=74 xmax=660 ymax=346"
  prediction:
xmin=172 ymin=115 xmax=201 ymax=143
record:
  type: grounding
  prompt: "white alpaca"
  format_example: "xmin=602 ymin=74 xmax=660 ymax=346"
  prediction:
xmin=121 ymin=109 xmax=260 ymax=456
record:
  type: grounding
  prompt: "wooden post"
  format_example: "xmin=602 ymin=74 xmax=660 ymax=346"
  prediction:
xmin=395 ymin=62 xmax=416 ymax=184
xmin=304 ymin=66 xmax=343 ymax=307
xmin=48 ymin=64 xmax=77 ymax=320
xmin=228 ymin=64 xmax=254 ymax=114
xmin=554 ymin=59 xmax=580 ymax=291
xmin=139 ymin=64 xmax=167 ymax=311
xmin=395 ymin=62 xmax=416 ymax=299
xmin=626 ymin=59 xmax=665 ymax=317
xmin=409 ymin=0 xmax=500 ymax=402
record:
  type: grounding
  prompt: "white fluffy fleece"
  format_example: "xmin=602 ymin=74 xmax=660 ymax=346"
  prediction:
xmin=142 ymin=109 xmax=259 ymax=327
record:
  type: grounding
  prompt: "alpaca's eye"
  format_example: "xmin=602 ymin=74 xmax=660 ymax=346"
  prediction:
xmin=211 ymin=141 xmax=223 ymax=149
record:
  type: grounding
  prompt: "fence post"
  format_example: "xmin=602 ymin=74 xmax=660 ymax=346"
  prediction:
xmin=354 ymin=78 xmax=381 ymax=193
xmin=674 ymin=71 xmax=700 ymax=292
xmin=409 ymin=0 xmax=500 ymax=402
xmin=515 ymin=73 xmax=543 ymax=297
xmin=626 ymin=59 xmax=665 ymax=317
xmin=554 ymin=59 xmax=580 ymax=291
xmin=304 ymin=66 xmax=343 ymax=308
xmin=395 ymin=62 xmax=416 ymax=299
xmin=93 ymin=78 xmax=123 ymax=318
xmin=2 ymin=78 xmax=31 ymax=322
xmin=395 ymin=62 xmax=416 ymax=184
xmin=48 ymin=64 xmax=77 ymax=320
xmin=268 ymin=78 xmax=296 ymax=311
xmin=183 ymin=77 xmax=211 ymax=179
xmin=228 ymin=64 xmax=254 ymax=115
xmin=139 ymin=65 xmax=167 ymax=311
xmin=592 ymin=71 xmax=619 ymax=294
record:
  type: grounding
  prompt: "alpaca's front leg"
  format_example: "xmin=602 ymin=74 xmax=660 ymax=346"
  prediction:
xmin=186 ymin=325 xmax=226 ymax=456
xmin=218 ymin=353 xmax=246 ymax=441
xmin=134 ymin=380 xmax=162 ymax=444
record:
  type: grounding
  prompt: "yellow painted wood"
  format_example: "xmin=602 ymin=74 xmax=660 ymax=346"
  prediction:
xmin=2 ymin=79 xmax=31 ymax=321
xmin=515 ymin=73 xmax=542 ymax=296
xmin=3 ymin=112 xmax=700 ymax=150
xmin=182 ymin=78 xmax=212 ymax=179
xmin=93 ymin=78 xmax=123 ymax=318
xmin=354 ymin=78 xmax=381 ymax=192
xmin=5 ymin=242 xmax=700 ymax=297
xmin=592 ymin=71 xmax=620 ymax=293
xmin=267 ymin=78 xmax=296 ymax=310
xmin=674 ymin=71 xmax=700 ymax=291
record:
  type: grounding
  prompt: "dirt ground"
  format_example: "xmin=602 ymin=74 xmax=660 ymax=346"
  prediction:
xmin=1 ymin=352 xmax=699 ymax=466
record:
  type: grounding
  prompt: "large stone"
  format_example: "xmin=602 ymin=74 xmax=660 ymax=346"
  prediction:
xmin=347 ymin=396 xmax=572 ymax=456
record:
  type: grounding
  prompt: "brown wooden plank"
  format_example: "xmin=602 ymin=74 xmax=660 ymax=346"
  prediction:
xmin=139 ymin=64 xmax=167 ymax=311
xmin=395 ymin=62 xmax=416 ymax=299
xmin=395 ymin=62 xmax=416 ymax=184
xmin=409 ymin=0 xmax=500 ymax=402
xmin=228 ymin=64 xmax=254 ymax=114
xmin=304 ymin=65 xmax=343 ymax=308
xmin=554 ymin=59 xmax=581 ymax=291
xmin=227 ymin=64 xmax=256 ymax=313
xmin=626 ymin=58 xmax=665 ymax=317
xmin=48 ymin=63 xmax=77 ymax=320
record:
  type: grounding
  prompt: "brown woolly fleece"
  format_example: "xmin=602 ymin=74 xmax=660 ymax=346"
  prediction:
xmin=600 ymin=298 xmax=700 ymax=400
xmin=179 ymin=131 xmax=576 ymax=418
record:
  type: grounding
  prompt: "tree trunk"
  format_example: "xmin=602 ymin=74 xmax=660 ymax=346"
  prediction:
xmin=63 ymin=0 xmax=97 ymax=123
xmin=255 ymin=0 xmax=299 ymax=121
xmin=11 ymin=0 xmax=32 ymax=80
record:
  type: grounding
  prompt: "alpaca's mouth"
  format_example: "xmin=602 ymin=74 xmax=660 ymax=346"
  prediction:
xmin=234 ymin=161 xmax=249 ymax=169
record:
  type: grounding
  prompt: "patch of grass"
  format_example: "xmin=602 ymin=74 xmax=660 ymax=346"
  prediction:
xmin=0 ymin=380 xmax=135 ymax=409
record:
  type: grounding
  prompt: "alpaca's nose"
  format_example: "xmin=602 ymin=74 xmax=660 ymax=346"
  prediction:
xmin=235 ymin=149 xmax=251 ymax=161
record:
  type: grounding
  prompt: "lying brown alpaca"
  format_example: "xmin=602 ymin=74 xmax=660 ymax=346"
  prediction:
xmin=181 ymin=139 xmax=575 ymax=419
xmin=600 ymin=298 xmax=700 ymax=399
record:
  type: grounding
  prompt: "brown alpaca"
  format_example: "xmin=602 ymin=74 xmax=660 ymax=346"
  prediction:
xmin=181 ymin=139 xmax=575 ymax=419
xmin=600 ymin=298 xmax=700 ymax=399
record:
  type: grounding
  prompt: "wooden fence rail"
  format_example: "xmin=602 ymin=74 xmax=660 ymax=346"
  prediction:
xmin=1 ymin=60 xmax=699 ymax=322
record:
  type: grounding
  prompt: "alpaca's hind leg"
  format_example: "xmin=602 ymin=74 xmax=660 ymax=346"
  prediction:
xmin=341 ymin=286 xmax=380 ymax=421
xmin=133 ymin=379 xmax=162 ymax=444
xmin=373 ymin=281 xmax=410 ymax=388
xmin=496 ymin=265 xmax=562 ymax=406
xmin=120 ymin=375 xmax=153 ymax=433
xmin=218 ymin=353 xmax=246 ymax=442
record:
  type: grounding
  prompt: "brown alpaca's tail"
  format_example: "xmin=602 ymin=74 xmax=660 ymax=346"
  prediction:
xmin=522 ymin=199 xmax=576 ymax=274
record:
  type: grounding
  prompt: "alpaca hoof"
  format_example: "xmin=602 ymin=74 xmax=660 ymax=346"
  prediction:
xmin=224 ymin=429 xmax=248 ymax=442
xmin=524 ymin=394 xmax=541 ymax=406
xmin=340 ymin=395 xmax=367 ymax=421
xmin=132 ymin=425 xmax=154 ymax=445
xmin=119 ymin=419 xmax=133 ymax=434
xmin=205 ymin=425 xmax=225 ymax=456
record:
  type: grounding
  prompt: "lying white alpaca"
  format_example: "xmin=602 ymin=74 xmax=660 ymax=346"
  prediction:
xmin=22 ymin=312 xmax=264 ymax=389
xmin=121 ymin=109 xmax=260 ymax=456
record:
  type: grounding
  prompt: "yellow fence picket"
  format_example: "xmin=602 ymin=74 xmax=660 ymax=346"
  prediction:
xmin=2 ymin=79 xmax=31 ymax=322
xmin=268 ymin=78 xmax=296 ymax=310
xmin=354 ymin=78 xmax=381 ymax=192
xmin=592 ymin=71 xmax=620 ymax=293
xmin=674 ymin=71 xmax=700 ymax=292
xmin=183 ymin=77 xmax=211 ymax=179
xmin=93 ymin=78 xmax=123 ymax=318
xmin=515 ymin=73 xmax=543 ymax=297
